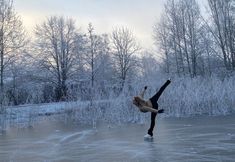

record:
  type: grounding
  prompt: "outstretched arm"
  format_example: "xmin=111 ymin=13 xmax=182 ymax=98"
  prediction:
xmin=139 ymin=86 xmax=147 ymax=98
xmin=140 ymin=105 xmax=158 ymax=113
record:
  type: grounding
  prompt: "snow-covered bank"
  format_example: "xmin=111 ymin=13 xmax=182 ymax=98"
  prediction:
xmin=0 ymin=94 xmax=234 ymax=131
xmin=0 ymin=101 xmax=87 ymax=130
xmin=1 ymin=76 xmax=235 ymax=130
xmin=0 ymin=98 xmax=147 ymax=129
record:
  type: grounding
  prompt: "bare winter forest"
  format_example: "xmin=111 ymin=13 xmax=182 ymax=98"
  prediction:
xmin=0 ymin=0 xmax=235 ymax=117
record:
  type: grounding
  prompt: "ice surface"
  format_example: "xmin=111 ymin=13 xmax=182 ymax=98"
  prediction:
xmin=0 ymin=115 xmax=235 ymax=162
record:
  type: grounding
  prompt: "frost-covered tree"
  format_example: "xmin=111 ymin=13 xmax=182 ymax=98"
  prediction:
xmin=111 ymin=27 xmax=140 ymax=89
xmin=34 ymin=16 xmax=79 ymax=101
xmin=84 ymin=23 xmax=111 ymax=88
xmin=76 ymin=23 xmax=113 ymax=100
xmin=207 ymin=0 xmax=235 ymax=70
xmin=154 ymin=0 xmax=209 ymax=77
xmin=0 ymin=0 xmax=26 ymax=91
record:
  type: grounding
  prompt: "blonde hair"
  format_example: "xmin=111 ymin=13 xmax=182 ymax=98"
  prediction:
xmin=133 ymin=96 xmax=146 ymax=106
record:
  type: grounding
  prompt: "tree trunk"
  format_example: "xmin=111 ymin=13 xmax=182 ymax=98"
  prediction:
xmin=0 ymin=47 xmax=4 ymax=91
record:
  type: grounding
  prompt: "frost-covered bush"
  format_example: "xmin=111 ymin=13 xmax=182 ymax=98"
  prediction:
xmin=158 ymin=76 xmax=235 ymax=117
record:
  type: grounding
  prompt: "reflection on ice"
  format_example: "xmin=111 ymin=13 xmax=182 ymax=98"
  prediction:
xmin=59 ymin=130 xmax=93 ymax=144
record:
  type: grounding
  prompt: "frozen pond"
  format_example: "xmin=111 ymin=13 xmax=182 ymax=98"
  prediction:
xmin=1 ymin=115 xmax=235 ymax=162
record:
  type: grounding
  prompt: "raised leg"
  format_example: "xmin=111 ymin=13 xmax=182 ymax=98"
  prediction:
xmin=150 ymin=80 xmax=171 ymax=103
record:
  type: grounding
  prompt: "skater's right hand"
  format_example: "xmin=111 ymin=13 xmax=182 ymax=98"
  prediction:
xmin=158 ymin=109 xmax=164 ymax=114
xmin=144 ymin=86 xmax=147 ymax=90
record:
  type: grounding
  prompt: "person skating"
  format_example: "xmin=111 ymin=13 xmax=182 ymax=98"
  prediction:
xmin=132 ymin=79 xmax=171 ymax=138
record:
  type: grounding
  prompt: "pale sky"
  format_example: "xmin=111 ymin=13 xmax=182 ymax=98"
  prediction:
xmin=14 ymin=0 xmax=208 ymax=50
xmin=14 ymin=0 xmax=166 ymax=50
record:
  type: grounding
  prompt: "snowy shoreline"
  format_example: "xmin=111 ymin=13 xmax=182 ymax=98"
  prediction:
xmin=0 ymin=96 xmax=234 ymax=131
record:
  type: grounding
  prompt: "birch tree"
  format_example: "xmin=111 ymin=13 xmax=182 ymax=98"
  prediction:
xmin=154 ymin=0 xmax=206 ymax=77
xmin=207 ymin=0 xmax=235 ymax=70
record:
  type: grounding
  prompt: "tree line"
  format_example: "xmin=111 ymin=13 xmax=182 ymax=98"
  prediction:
xmin=154 ymin=0 xmax=235 ymax=77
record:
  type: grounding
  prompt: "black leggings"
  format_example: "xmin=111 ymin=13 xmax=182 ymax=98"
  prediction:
xmin=147 ymin=80 xmax=171 ymax=136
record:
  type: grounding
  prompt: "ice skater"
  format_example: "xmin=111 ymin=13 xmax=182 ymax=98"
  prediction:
xmin=132 ymin=79 xmax=171 ymax=138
